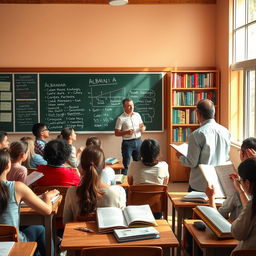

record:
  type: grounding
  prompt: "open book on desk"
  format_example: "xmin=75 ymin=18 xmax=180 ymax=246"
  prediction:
xmin=170 ymin=143 xmax=188 ymax=157
xmin=96 ymin=204 xmax=157 ymax=233
xmin=115 ymin=174 xmax=124 ymax=184
xmin=113 ymin=227 xmax=160 ymax=242
xmin=194 ymin=205 xmax=232 ymax=239
xmin=0 ymin=241 xmax=15 ymax=256
xmin=26 ymin=171 xmax=44 ymax=186
xmin=182 ymin=191 xmax=209 ymax=203
xmin=199 ymin=162 xmax=236 ymax=199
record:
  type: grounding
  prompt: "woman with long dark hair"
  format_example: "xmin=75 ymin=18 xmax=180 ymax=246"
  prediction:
xmin=63 ymin=146 xmax=126 ymax=223
xmin=0 ymin=149 xmax=59 ymax=256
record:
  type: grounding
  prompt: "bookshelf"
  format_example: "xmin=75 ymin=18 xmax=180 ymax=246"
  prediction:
xmin=168 ymin=69 xmax=219 ymax=181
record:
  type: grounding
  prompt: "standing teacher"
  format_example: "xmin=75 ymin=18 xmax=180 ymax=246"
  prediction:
xmin=115 ymin=98 xmax=146 ymax=175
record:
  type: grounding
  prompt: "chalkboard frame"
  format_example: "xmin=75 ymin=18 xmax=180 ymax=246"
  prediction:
xmin=0 ymin=68 xmax=167 ymax=134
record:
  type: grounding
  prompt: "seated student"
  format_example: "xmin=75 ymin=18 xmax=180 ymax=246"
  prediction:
xmin=86 ymin=136 xmax=116 ymax=185
xmin=0 ymin=149 xmax=59 ymax=256
xmin=58 ymin=127 xmax=84 ymax=168
xmin=32 ymin=123 xmax=50 ymax=157
xmin=63 ymin=146 xmax=126 ymax=224
xmin=36 ymin=139 xmax=80 ymax=186
xmin=0 ymin=131 xmax=9 ymax=149
xmin=127 ymin=138 xmax=169 ymax=185
xmin=20 ymin=137 xmax=47 ymax=169
xmin=7 ymin=141 xmax=28 ymax=184
xmin=231 ymin=158 xmax=256 ymax=252
xmin=206 ymin=137 xmax=256 ymax=221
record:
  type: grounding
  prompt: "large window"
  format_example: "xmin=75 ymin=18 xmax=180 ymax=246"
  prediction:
xmin=231 ymin=0 xmax=256 ymax=141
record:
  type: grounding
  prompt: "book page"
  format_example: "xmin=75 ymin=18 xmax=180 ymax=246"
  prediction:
xmin=197 ymin=206 xmax=231 ymax=234
xmin=199 ymin=164 xmax=225 ymax=198
xmin=26 ymin=171 xmax=44 ymax=186
xmin=215 ymin=163 xmax=236 ymax=197
xmin=97 ymin=207 xmax=127 ymax=229
xmin=123 ymin=205 xmax=155 ymax=225
xmin=0 ymin=241 xmax=15 ymax=256
xmin=170 ymin=143 xmax=188 ymax=157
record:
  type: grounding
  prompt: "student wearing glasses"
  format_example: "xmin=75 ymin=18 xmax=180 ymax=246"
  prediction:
xmin=32 ymin=123 xmax=50 ymax=157
xmin=206 ymin=137 xmax=256 ymax=221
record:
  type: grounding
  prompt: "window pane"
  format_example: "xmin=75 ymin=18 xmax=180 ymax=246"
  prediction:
xmin=248 ymin=0 xmax=256 ymax=23
xmin=248 ymin=23 xmax=256 ymax=60
xmin=235 ymin=28 xmax=245 ymax=62
xmin=248 ymin=70 xmax=256 ymax=137
xmin=235 ymin=0 xmax=245 ymax=28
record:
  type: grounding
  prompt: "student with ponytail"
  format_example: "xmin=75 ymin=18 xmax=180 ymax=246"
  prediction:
xmin=63 ymin=146 xmax=126 ymax=224
xmin=231 ymin=157 xmax=256 ymax=252
xmin=0 ymin=149 xmax=59 ymax=256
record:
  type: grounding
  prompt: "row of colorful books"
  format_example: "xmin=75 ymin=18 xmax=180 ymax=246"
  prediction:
xmin=173 ymin=91 xmax=216 ymax=106
xmin=173 ymin=109 xmax=198 ymax=124
xmin=173 ymin=127 xmax=192 ymax=142
xmin=171 ymin=72 xmax=216 ymax=88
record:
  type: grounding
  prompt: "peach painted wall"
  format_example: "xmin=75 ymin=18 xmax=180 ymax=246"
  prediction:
xmin=0 ymin=4 xmax=217 ymax=161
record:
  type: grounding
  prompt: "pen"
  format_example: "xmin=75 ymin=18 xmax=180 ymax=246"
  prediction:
xmin=74 ymin=227 xmax=94 ymax=233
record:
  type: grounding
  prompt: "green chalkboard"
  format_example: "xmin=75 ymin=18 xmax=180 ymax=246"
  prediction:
xmin=0 ymin=72 xmax=164 ymax=132
xmin=39 ymin=73 xmax=163 ymax=132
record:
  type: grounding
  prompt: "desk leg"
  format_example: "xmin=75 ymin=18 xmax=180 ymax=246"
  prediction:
xmin=163 ymin=247 xmax=170 ymax=256
xmin=176 ymin=208 xmax=184 ymax=256
xmin=172 ymin=204 xmax=175 ymax=233
xmin=44 ymin=214 xmax=54 ymax=256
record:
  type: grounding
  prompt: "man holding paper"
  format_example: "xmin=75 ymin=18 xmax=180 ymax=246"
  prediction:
xmin=176 ymin=99 xmax=231 ymax=192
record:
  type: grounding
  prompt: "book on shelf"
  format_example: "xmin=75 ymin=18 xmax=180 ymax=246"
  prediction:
xmin=0 ymin=241 xmax=15 ymax=256
xmin=20 ymin=194 xmax=60 ymax=208
xmin=26 ymin=171 xmax=44 ymax=186
xmin=113 ymin=226 xmax=160 ymax=242
xmin=193 ymin=205 xmax=232 ymax=239
xmin=199 ymin=162 xmax=236 ymax=199
xmin=105 ymin=157 xmax=119 ymax=165
xmin=182 ymin=191 xmax=209 ymax=203
xmin=170 ymin=143 xmax=188 ymax=157
xmin=96 ymin=204 xmax=157 ymax=233
xmin=115 ymin=174 xmax=124 ymax=184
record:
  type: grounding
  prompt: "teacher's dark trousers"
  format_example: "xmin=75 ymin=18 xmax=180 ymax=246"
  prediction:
xmin=121 ymin=138 xmax=142 ymax=175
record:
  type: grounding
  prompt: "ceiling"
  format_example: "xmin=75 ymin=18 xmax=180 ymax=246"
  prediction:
xmin=0 ymin=0 xmax=216 ymax=4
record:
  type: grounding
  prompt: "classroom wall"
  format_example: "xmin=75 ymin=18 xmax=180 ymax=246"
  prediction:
xmin=0 ymin=4 xmax=217 ymax=161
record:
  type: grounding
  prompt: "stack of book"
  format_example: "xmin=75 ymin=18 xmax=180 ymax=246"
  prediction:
xmin=113 ymin=227 xmax=160 ymax=242
xmin=105 ymin=157 xmax=119 ymax=165
xmin=182 ymin=191 xmax=209 ymax=203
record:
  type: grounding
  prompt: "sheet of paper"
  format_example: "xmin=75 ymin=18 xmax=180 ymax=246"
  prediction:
xmin=170 ymin=143 xmax=188 ymax=156
xmin=0 ymin=112 xmax=12 ymax=122
xmin=0 ymin=92 xmax=12 ymax=100
xmin=0 ymin=81 xmax=11 ymax=91
xmin=199 ymin=164 xmax=225 ymax=198
xmin=0 ymin=102 xmax=12 ymax=111
xmin=215 ymin=163 xmax=236 ymax=197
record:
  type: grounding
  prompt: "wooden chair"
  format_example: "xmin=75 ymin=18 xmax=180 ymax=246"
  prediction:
xmin=232 ymin=249 xmax=256 ymax=256
xmin=127 ymin=185 xmax=168 ymax=220
xmin=80 ymin=246 xmax=163 ymax=256
xmin=33 ymin=186 xmax=69 ymax=219
xmin=0 ymin=224 xmax=19 ymax=242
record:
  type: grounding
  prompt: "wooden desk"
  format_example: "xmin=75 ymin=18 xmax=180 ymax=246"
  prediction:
xmin=183 ymin=219 xmax=238 ymax=256
xmin=61 ymin=220 xmax=179 ymax=256
xmin=106 ymin=161 xmax=124 ymax=173
xmin=20 ymin=195 xmax=62 ymax=256
xmin=168 ymin=192 xmax=210 ymax=256
xmin=9 ymin=242 xmax=37 ymax=256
